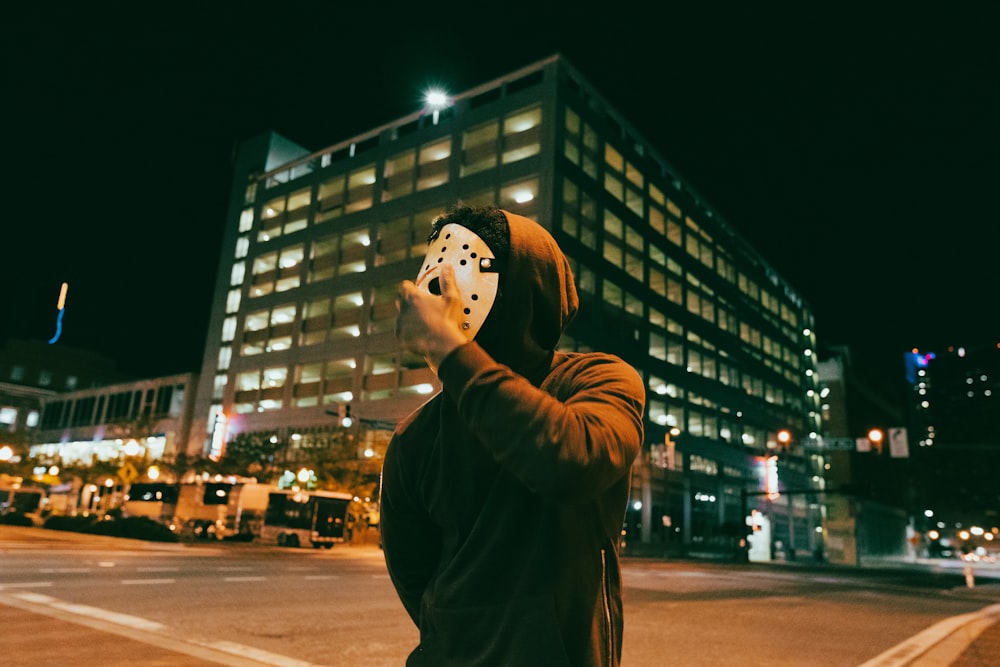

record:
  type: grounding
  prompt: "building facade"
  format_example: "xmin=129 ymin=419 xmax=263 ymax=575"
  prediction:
xmin=27 ymin=373 xmax=198 ymax=513
xmin=1 ymin=338 xmax=125 ymax=470
xmin=904 ymin=343 xmax=1000 ymax=532
xmin=188 ymin=54 xmax=824 ymax=556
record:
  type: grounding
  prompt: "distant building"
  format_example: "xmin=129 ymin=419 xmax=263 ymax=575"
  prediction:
xmin=31 ymin=373 xmax=197 ymax=466
xmin=187 ymin=54 xmax=824 ymax=557
xmin=815 ymin=346 xmax=909 ymax=564
xmin=0 ymin=338 xmax=125 ymax=454
xmin=904 ymin=343 xmax=1000 ymax=529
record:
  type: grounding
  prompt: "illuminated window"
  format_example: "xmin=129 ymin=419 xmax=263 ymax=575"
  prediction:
xmin=217 ymin=346 xmax=231 ymax=371
xmin=663 ymin=216 xmax=680 ymax=247
xmin=417 ymin=138 xmax=451 ymax=191
xmin=383 ymin=149 xmax=416 ymax=202
xmin=604 ymin=211 xmax=623 ymax=240
xmin=361 ymin=351 xmax=436 ymax=402
xmin=650 ymin=266 xmax=665 ymax=295
xmin=258 ymin=187 xmax=310 ymax=242
xmin=308 ymin=226 xmax=369 ymax=284
xmin=499 ymin=177 xmax=539 ymax=218
xmin=331 ymin=292 xmax=365 ymax=340
xmin=604 ymin=171 xmax=624 ymax=203
xmin=603 ymin=280 xmax=623 ymax=309
xmin=316 ymin=173 xmax=346 ymax=224
xmin=226 ymin=289 xmax=241 ymax=314
xmin=292 ymin=358 xmax=356 ymax=408
xmin=221 ymin=317 xmax=237 ymax=342
xmin=649 ymin=205 xmax=665 ymax=236
xmin=230 ymin=261 xmax=245 ymax=286
xmin=234 ymin=366 xmax=287 ymax=413
xmin=564 ymin=106 xmax=598 ymax=179
xmin=376 ymin=209 xmax=437 ymax=267
xmin=321 ymin=358 xmax=355 ymax=405
xmin=369 ymin=282 xmax=400 ymax=335
xmin=299 ymin=291 xmax=364 ymax=346
xmin=561 ymin=178 xmax=598 ymax=251
xmin=576 ymin=264 xmax=595 ymax=296
xmin=250 ymin=245 xmax=302 ymax=297
xmin=625 ymin=291 xmax=643 ymax=317
xmin=605 ymin=144 xmax=624 ymax=171
xmin=502 ymin=106 xmax=541 ymax=164
xmin=238 ymin=208 xmax=254 ymax=233
xmin=345 ymin=164 xmax=376 ymax=214
xmin=212 ymin=374 xmax=227 ymax=400
xmin=300 ymin=298 xmax=330 ymax=347
xmin=462 ymin=120 xmax=499 ymax=177
xmin=625 ymin=181 xmax=643 ymax=219
xmin=292 ymin=362 xmax=323 ymax=407
xmin=241 ymin=303 xmax=296 ymax=356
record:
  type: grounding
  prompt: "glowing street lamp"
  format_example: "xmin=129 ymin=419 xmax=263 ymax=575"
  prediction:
xmin=868 ymin=428 xmax=884 ymax=454
xmin=424 ymin=88 xmax=451 ymax=123
xmin=777 ymin=429 xmax=792 ymax=449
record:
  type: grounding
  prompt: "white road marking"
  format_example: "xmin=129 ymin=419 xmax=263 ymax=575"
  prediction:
xmin=121 ymin=578 xmax=176 ymax=585
xmin=12 ymin=591 xmax=165 ymax=631
xmin=223 ymin=576 xmax=267 ymax=582
xmin=0 ymin=590 xmax=329 ymax=667
xmin=0 ymin=581 xmax=53 ymax=589
xmin=39 ymin=568 xmax=91 ymax=573
xmin=137 ymin=566 xmax=180 ymax=572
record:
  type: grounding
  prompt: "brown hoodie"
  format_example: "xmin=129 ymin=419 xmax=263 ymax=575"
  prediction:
xmin=381 ymin=210 xmax=645 ymax=667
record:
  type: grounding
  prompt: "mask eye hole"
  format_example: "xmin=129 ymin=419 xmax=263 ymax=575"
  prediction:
xmin=427 ymin=277 xmax=442 ymax=296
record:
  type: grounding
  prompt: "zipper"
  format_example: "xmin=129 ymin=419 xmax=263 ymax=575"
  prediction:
xmin=601 ymin=547 xmax=614 ymax=665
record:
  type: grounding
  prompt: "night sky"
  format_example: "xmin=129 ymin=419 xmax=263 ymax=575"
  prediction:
xmin=5 ymin=4 xmax=998 ymax=391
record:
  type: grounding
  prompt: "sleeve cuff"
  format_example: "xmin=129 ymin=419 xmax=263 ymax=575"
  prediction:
xmin=436 ymin=341 xmax=492 ymax=399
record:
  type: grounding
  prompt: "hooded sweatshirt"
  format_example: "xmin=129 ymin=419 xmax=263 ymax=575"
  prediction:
xmin=380 ymin=210 xmax=645 ymax=667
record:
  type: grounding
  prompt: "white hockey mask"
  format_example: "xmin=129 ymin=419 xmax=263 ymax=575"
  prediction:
xmin=415 ymin=223 xmax=501 ymax=341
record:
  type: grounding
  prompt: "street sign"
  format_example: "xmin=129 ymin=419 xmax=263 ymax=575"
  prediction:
xmin=805 ymin=437 xmax=856 ymax=451
xmin=117 ymin=462 xmax=139 ymax=484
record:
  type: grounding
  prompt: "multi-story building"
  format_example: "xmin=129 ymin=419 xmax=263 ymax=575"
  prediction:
xmin=904 ymin=343 xmax=1000 ymax=532
xmin=814 ymin=346 xmax=910 ymax=564
xmin=29 ymin=373 xmax=198 ymax=513
xmin=187 ymin=54 xmax=823 ymax=557
xmin=1 ymin=338 xmax=125 ymax=468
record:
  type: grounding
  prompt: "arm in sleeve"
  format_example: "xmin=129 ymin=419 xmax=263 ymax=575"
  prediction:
xmin=438 ymin=344 xmax=645 ymax=501
xmin=379 ymin=433 xmax=441 ymax=626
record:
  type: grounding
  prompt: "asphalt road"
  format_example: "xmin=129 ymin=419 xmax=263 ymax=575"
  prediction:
xmin=1 ymin=526 xmax=998 ymax=666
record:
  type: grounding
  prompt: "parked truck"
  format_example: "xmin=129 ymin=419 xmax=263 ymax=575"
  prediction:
xmin=261 ymin=489 xmax=353 ymax=548
xmin=173 ymin=478 xmax=273 ymax=540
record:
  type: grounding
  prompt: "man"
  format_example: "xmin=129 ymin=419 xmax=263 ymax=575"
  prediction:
xmin=381 ymin=202 xmax=645 ymax=666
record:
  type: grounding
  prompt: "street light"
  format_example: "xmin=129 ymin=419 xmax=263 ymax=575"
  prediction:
xmin=868 ymin=428 xmax=884 ymax=454
xmin=777 ymin=429 xmax=792 ymax=449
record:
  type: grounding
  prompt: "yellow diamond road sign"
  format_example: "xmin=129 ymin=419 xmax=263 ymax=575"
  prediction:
xmin=117 ymin=462 xmax=139 ymax=484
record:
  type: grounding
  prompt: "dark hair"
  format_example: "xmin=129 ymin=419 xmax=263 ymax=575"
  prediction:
xmin=428 ymin=202 xmax=510 ymax=266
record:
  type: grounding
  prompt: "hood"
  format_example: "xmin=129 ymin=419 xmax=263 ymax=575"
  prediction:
xmin=474 ymin=210 xmax=579 ymax=376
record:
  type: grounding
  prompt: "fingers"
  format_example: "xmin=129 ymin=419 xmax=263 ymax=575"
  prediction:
xmin=437 ymin=263 xmax=457 ymax=298
xmin=398 ymin=279 xmax=416 ymax=297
